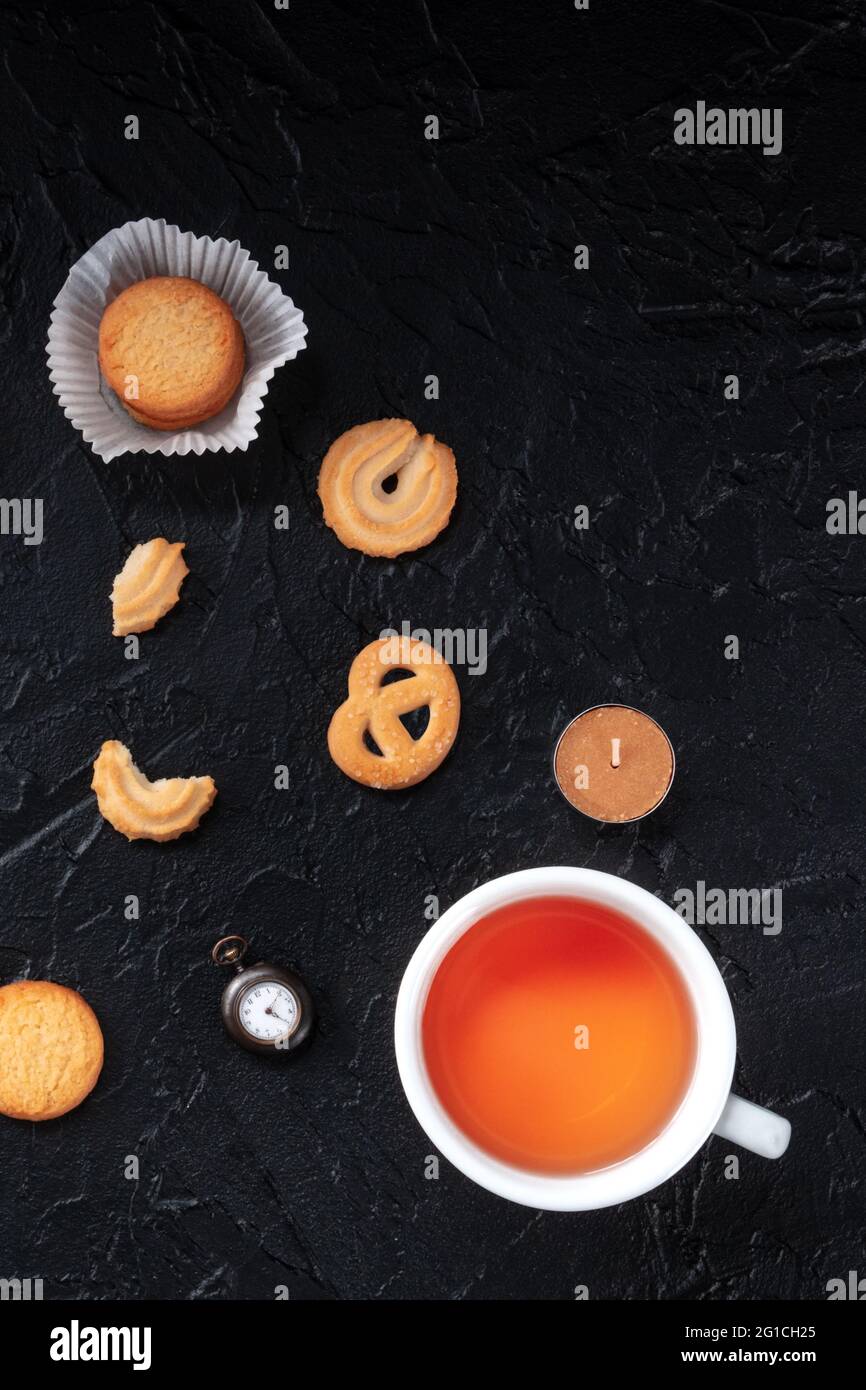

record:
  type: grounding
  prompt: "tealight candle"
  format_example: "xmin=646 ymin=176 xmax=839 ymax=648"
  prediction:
xmin=553 ymin=705 xmax=675 ymax=823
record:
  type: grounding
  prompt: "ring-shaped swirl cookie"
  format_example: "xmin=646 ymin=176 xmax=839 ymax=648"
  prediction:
xmin=318 ymin=419 xmax=457 ymax=557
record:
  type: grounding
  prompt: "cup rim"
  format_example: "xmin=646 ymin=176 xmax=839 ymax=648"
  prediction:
xmin=552 ymin=704 xmax=676 ymax=824
xmin=394 ymin=867 xmax=736 ymax=1210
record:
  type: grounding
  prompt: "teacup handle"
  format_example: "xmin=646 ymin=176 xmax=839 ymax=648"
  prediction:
xmin=712 ymin=1092 xmax=791 ymax=1158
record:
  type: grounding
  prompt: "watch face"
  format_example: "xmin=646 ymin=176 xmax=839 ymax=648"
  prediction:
xmin=237 ymin=980 xmax=300 ymax=1042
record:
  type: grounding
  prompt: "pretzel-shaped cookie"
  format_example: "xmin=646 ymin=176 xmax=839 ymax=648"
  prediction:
xmin=318 ymin=419 xmax=457 ymax=557
xmin=328 ymin=637 xmax=460 ymax=789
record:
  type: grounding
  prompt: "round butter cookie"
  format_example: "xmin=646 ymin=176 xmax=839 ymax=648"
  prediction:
xmin=0 ymin=980 xmax=104 ymax=1121
xmin=98 ymin=276 xmax=245 ymax=431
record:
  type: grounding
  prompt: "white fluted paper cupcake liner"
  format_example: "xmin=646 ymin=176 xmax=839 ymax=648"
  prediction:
xmin=46 ymin=217 xmax=307 ymax=461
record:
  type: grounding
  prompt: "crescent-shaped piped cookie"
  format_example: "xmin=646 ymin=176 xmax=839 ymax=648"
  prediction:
xmin=92 ymin=739 xmax=217 ymax=842
xmin=318 ymin=419 xmax=457 ymax=557
xmin=112 ymin=539 xmax=189 ymax=636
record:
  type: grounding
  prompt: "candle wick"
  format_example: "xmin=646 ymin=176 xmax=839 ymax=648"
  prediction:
xmin=611 ymin=738 xmax=621 ymax=768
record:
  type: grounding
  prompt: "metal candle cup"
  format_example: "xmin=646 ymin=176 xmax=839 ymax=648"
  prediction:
xmin=553 ymin=704 xmax=675 ymax=824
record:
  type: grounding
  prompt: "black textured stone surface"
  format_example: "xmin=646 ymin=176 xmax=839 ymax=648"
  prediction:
xmin=0 ymin=0 xmax=863 ymax=1302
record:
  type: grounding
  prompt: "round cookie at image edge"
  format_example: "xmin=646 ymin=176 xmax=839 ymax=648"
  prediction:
xmin=0 ymin=980 xmax=104 ymax=1121
xmin=98 ymin=275 xmax=245 ymax=430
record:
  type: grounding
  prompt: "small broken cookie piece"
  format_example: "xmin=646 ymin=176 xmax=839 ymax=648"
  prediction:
xmin=92 ymin=739 xmax=217 ymax=842
xmin=112 ymin=539 xmax=189 ymax=636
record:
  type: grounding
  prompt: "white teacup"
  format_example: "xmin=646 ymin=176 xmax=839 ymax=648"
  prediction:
xmin=394 ymin=867 xmax=791 ymax=1210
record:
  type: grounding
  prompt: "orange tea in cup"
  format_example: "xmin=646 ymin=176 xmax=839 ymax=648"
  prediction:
xmin=422 ymin=895 xmax=697 ymax=1174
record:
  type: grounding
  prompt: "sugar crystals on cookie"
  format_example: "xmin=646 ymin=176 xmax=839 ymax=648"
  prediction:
xmin=327 ymin=636 xmax=460 ymax=789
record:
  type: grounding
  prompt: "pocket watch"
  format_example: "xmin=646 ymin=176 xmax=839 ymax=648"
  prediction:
xmin=211 ymin=935 xmax=315 ymax=1056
